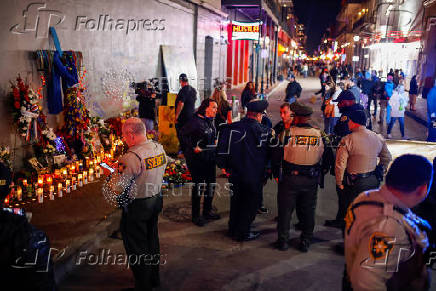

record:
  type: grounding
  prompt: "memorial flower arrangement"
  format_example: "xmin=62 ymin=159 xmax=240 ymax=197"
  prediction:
xmin=10 ymin=76 xmax=43 ymax=141
xmin=9 ymin=76 xmax=60 ymax=157
xmin=146 ymin=129 xmax=159 ymax=141
xmin=0 ymin=146 xmax=11 ymax=170
xmin=163 ymin=159 xmax=191 ymax=185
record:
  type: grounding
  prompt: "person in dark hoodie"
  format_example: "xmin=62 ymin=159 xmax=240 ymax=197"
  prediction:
xmin=285 ymin=74 xmax=302 ymax=104
xmin=180 ymin=98 xmax=220 ymax=226
xmin=0 ymin=162 xmax=56 ymax=291
xmin=136 ymin=81 xmax=157 ymax=131
xmin=360 ymin=71 xmax=375 ymax=129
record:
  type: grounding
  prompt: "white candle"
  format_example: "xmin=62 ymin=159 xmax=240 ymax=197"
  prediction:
xmin=78 ymin=174 xmax=83 ymax=187
xmin=37 ymin=188 xmax=43 ymax=203
xmin=58 ymin=183 xmax=63 ymax=197
xmin=66 ymin=180 xmax=71 ymax=193
xmin=83 ymin=171 xmax=88 ymax=184
xmin=49 ymin=185 xmax=55 ymax=200
xmin=72 ymin=177 xmax=77 ymax=190
xmin=89 ymin=168 xmax=94 ymax=181
xmin=16 ymin=186 xmax=22 ymax=201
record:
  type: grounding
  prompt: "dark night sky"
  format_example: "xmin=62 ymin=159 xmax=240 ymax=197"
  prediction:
xmin=293 ymin=0 xmax=342 ymax=54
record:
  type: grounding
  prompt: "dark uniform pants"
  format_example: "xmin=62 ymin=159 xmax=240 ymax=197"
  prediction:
xmin=277 ymin=174 xmax=319 ymax=242
xmin=186 ymin=159 xmax=216 ymax=219
xmin=120 ymin=195 xmax=163 ymax=291
xmin=228 ymin=177 xmax=262 ymax=238
xmin=175 ymin=123 xmax=185 ymax=153
xmin=343 ymin=174 xmax=380 ymax=215
xmin=335 ymin=185 xmax=347 ymax=223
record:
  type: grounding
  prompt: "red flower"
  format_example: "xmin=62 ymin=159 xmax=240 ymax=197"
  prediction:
xmin=14 ymin=101 xmax=20 ymax=109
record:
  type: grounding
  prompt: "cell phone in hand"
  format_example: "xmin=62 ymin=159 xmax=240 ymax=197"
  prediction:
xmin=100 ymin=162 xmax=115 ymax=173
xmin=3 ymin=207 xmax=25 ymax=216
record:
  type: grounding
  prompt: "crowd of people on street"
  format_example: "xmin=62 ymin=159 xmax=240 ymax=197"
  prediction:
xmin=2 ymin=69 xmax=436 ymax=291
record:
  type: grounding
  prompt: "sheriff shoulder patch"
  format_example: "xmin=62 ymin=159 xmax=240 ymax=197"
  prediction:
xmin=369 ymin=232 xmax=394 ymax=260
xmin=345 ymin=205 xmax=355 ymax=234
xmin=145 ymin=153 xmax=166 ymax=170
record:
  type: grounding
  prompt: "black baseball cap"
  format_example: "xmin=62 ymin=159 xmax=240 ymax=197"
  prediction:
xmin=332 ymin=90 xmax=355 ymax=103
xmin=179 ymin=73 xmax=188 ymax=82
xmin=247 ymin=99 xmax=269 ymax=113
xmin=346 ymin=109 xmax=367 ymax=126
xmin=289 ymin=101 xmax=313 ymax=116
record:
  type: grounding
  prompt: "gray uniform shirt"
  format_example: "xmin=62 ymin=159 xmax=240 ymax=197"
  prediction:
xmin=118 ymin=140 xmax=167 ymax=198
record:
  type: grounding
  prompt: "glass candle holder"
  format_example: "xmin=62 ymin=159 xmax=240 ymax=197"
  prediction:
xmin=58 ymin=183 xmax=63 ymax=197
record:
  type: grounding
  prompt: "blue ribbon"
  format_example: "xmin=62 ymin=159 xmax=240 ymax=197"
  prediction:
xmin=49 ymin=27 xmax=63 ymax=55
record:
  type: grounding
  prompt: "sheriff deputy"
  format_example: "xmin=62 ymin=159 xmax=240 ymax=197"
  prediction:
xmin=274 ymin=102 xmax=325 ymax=252
xmin=112 ymin=117 xmax=167 ymax=290
xmin=344 ymin=154 xmax=432 ymax=291
xmin=335 ymin=109 xmax=392 ymax=219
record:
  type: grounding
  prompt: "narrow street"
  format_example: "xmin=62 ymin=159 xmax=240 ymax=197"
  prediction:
xmin=59 ymin=78 xmax=433 ymax=291
xmin=267 ymin=77 xmax=428 ymax=141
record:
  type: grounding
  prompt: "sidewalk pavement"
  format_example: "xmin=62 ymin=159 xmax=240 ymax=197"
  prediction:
xmin=227 ymin=79 xmax=286 ymax=101
xmin=405 ymin=96 xmax=428 ymax=127
xmin=22 ymin=180 xmax=120 ymax=283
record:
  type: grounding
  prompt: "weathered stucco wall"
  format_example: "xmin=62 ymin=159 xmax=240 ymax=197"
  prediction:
xmin=0 ymin=0 xmax=226 ymax=166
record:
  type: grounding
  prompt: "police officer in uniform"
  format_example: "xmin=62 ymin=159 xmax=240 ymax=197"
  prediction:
xmin=271 ymin=102 xmax=303 ymax=228
xmin=333 ymin=90 xmax=366 ymax=138
xmin=335 ymin=110 xmax=392 ymax=220
xmin=112 ymin=117 xmax=167 ymax=290
xmin=216 ymin=99 xmax=271 ymax=242
xmin=273 ymin=102 xmax=325 ymax=252
xmin=325 ymin=90 xmax=367 ymax=229
xmin=344 ymin=155 xmax=433 ymax=291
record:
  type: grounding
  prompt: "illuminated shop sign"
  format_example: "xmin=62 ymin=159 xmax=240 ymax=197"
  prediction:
xmin=232 ymin=21 xmax=261 ymax=40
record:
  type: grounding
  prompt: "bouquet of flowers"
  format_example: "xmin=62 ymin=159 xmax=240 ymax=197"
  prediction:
xmin=9 ymin=76 xmax=60 ymax=157
xmin=163 ymin=159 xmax=192 ymax=185
xmin=10 ymin=76 xmax=43 ymax=141
xmin=90 ymin=117 xmax=111 ymax=136
xmin=146 ymin=129 xmax=159 ymax=141
xmin=0 ymin=146 xmax=11 ymax=170
xmin=105 ymin=117 xmax=123 ymax=137
xmin=63 ymin=87 xmax=90 ymax=138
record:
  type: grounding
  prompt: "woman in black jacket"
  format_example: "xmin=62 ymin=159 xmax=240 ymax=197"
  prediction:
xmin=180 ymin=98 xmax=220 ymax=226
xmin=241 ymin=82 xmax=256 ymax=110
xmin=409 ymin=75 xmax=418 ymax=111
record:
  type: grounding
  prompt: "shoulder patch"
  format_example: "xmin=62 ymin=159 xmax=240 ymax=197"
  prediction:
xmin=340 ymin=115 xmax=348 ymax=122
xmin=369 ymin=232 xmax=395 ymax=260
xmin=145 ymin=153 xmax=166 ymax=170
xmin=344 ymin=205 xmax=355 ymax=234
